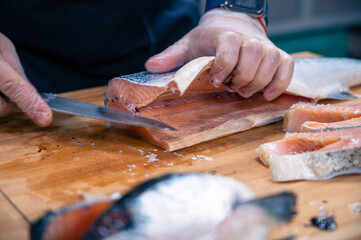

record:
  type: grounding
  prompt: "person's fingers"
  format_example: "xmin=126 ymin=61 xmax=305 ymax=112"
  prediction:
xmin=0 ymin=33 xmax=34 ymax=119
xmin=145 ymin=38 xmax=190 ymax=73
xmin=237 ymin=45 xmax=281 ymax=98
xmin=0 ymin=33 xmax=27 ymax=79
xmin=228 ymin=38 xmax=264 ymax=91
xmin=209 ymin=31 xmax=241 ymax=88
xmin=0 ymin=59 xmax=52 ymax=126
xmin=263 ymin=53 xmax=294 ymax=101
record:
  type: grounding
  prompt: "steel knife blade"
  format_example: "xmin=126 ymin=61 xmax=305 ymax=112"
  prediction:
xmin=40 ymin=93 xmax=175 ymax=130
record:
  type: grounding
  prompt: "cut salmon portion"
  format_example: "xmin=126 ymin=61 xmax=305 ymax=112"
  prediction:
xmin=283 ymin=103 xmax=361 ymax=132
xmin=105 ymin=58 xmax=314 ymax=151
xmin=255 ymin=128 xmax=361 ymax=181
xmin=301 ymin=117 xmax=361 ymax=132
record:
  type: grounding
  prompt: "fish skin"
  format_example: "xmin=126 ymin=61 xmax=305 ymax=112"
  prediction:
xmin=286 ymin=58 xmax=361 ymax=99
xmin=119 ymin=71 xmax=175 ymax=86
xmin=109 ymin=57 xmax=361 ymax=101
xmin=31 ymin=174 xmax=297 ymax=240
xmin=269 ymin=147 xmax=361 ymax=182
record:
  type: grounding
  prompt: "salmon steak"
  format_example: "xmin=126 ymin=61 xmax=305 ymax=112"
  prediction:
xmin=256 ymin=128 xmax=361 ymax=181
xmin=284 ymin=103 xmax=361 ymax=132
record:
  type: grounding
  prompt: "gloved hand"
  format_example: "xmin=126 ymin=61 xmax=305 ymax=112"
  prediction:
xmin=0 ymin=32 xmax=52 ymax=126
xmin=145 ymin=9 xmax=294 ymax=101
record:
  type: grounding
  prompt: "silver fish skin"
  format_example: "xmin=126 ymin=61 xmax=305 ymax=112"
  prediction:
xmin=301 ymin=123 xmax=361 ymax=132
xmin=269 ymin=147 xmax=361 ymax=182
xmin=286 ymin=58 xmax=361 ymax=100
xmin=84 ymin=173 xmax=296 ymax=240
xmin=111 ymin=57 xmax=361 ymax=100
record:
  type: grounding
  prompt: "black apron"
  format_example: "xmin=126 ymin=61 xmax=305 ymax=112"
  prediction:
xmin=0 ymin=0 xmax=200 ymax=92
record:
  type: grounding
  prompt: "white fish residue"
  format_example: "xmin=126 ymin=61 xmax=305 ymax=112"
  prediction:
xmin=309 ymin=200 xmax=334 ymax=219
xmin=192 ymin=155 xmax=214 ymax=161
xmin=145 ymin=153 xmax=159 ymax=162
xmin=173 ymin=152 xmax=184 ymax=157
xmin=348 ymin=202 xmax=361 ymax=215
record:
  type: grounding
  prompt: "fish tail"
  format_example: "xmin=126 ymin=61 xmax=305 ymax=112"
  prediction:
xmin=328 ymin=91 xmax=357 ymax=100
xmin=248 ymin=192 xmax=297 ymax=223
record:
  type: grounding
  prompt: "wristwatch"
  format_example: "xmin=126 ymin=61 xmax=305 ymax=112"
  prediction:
xmin=205 ymin=0 xmax=267 ymax=17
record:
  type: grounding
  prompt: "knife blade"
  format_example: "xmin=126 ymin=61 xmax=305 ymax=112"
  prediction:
xmin=38 ymin=93 xmax=175 ymax=130
xmin=39 ymin=93 xmax=175 ymax=130
xmin=0 ymin=92 xmax=168 ymax=130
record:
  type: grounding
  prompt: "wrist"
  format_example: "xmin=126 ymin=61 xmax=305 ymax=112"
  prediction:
xmin=205 ymin=0 xmax=268 ymax=30
xmin=202 ymin=9 xmax=267 ymax=34
xmin=205 ymin=0 xmax=267 ymax=16
xmin=256 ymin=17 xmax=267 ymax=33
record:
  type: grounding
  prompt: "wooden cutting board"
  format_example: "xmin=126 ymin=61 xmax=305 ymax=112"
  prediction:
xmin=0 ymin=53 xmax=360 ymax=240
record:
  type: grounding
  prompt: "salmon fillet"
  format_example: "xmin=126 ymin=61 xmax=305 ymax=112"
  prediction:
xmin=283 ymin=103 xmax=361 ymax=132
xmin=255 ymin=128 xmax=361 ymax=181
xmin=104 ymin=58 xmax=313 ymax=151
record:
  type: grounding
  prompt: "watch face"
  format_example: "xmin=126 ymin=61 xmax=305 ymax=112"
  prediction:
xmin=224 ymin=0 xmax=266 ymax=16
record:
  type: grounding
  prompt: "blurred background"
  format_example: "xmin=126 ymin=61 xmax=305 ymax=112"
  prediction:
xmin=267 ymin=0 xmax=361 ymax=58
xmin=201 ymin=0 xmax=361 ymax=58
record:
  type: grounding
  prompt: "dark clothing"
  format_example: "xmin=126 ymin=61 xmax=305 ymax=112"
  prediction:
xmin=0 ymin=0 xmax=200 ymax=92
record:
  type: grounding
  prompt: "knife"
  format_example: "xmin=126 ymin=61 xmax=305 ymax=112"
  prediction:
xmin=1 ymin=92 xmax=175 ymax=130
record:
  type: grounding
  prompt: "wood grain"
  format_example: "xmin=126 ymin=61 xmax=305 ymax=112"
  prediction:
xmin=0 ymin=190 xmax=29 ymax=240
xmin=0 ymin=53 xmax=360 ymax=239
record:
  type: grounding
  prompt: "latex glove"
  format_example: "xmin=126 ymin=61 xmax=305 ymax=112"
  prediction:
xmin=145 ymin=9 xmax=294 ymax=101
xmin=0 ymin=32 xmax=52 ymax=126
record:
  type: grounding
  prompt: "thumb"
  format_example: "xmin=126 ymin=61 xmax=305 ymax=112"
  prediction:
xmin=145 ymin=39 xmax=190 ymax=73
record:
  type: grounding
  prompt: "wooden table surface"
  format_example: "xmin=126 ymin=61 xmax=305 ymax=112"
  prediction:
xmin=0 ymin=55 xmax=360 ymax=240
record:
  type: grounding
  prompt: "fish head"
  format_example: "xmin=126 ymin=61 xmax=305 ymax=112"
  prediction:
xmin=84 ymin=173 xmax=255 ymax=240
xmin=32 ymin=174 xmax=297 ymax=240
